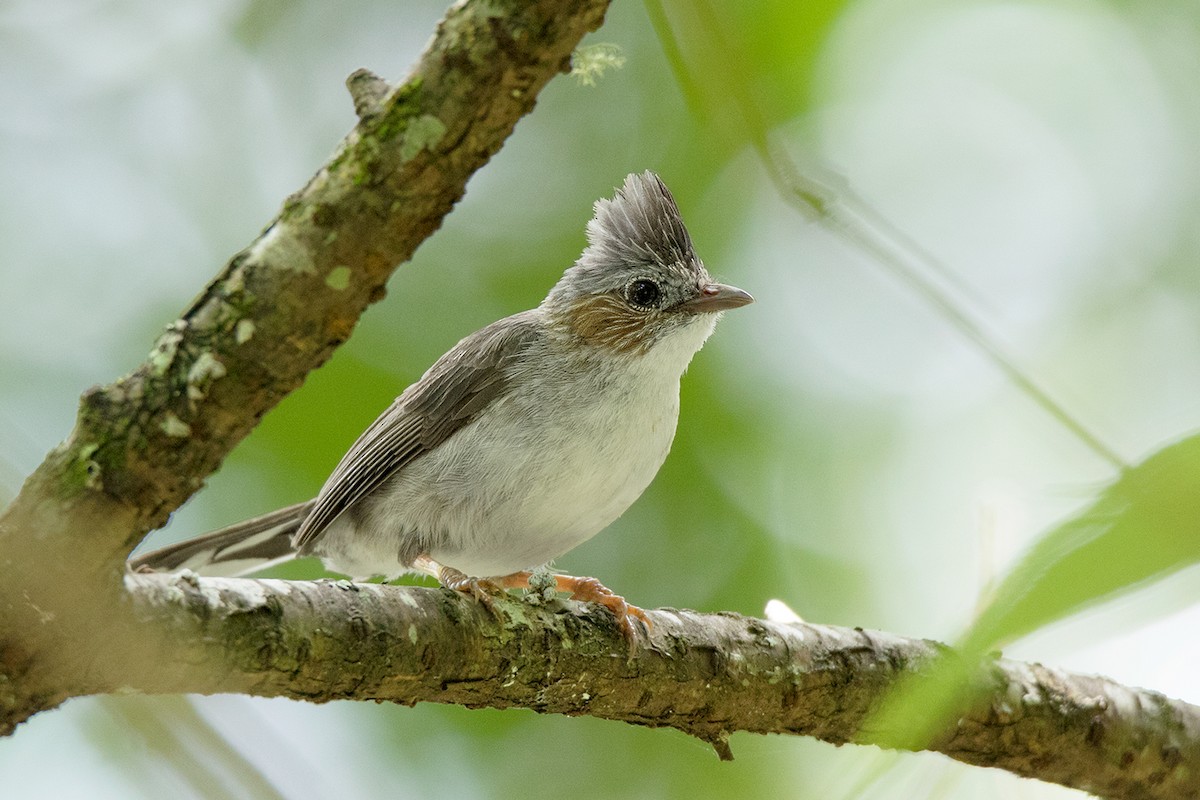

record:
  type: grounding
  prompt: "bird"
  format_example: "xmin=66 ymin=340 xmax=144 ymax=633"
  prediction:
xmin=131 ymin=171 xmax=753 ymax=637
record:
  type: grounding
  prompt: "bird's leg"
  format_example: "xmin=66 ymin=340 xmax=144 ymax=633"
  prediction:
xmin=494 ymin=571 xmax=651 ymax=639
xmin=413 ymin=555 xmax=503 ymax=611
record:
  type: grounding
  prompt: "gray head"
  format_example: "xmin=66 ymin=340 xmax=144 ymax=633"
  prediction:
xmin=543 ymin=171 xmax=752 ymax=354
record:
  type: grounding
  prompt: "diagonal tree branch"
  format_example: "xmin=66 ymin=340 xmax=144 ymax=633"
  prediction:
xmin=112 ymin=572 xmax=1200 ymax=800
xmin=0 ymin=0 xmax=610 ymax=734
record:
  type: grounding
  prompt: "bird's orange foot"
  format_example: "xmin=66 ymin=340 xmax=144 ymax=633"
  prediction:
xmin=561 ymin=575 xmax=651 ymax=640
xmin=495 ymin=571 xmax=651 ymax=641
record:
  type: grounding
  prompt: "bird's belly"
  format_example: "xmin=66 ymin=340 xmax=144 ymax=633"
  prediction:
xmin=422 ymin=393 xmax=678 ymax=577
xmin=313 ymin=370 xmax=680 ymax=580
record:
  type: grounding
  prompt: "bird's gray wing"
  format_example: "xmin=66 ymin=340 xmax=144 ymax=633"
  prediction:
xmin=292 ymin=310 xmax=542 ymax=552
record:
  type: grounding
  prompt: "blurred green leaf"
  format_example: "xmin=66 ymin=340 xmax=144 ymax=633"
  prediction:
xmin=869 ymin=433 xmax=1200 ymax=749
xmin=965 ymin=433 xmax=1200 ymax=652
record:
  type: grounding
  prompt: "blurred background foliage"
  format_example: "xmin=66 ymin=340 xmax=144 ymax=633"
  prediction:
xmin=1 ymin=0 xmax=1199 ymax=797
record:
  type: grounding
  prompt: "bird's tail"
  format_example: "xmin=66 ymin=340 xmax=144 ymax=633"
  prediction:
xmin=129 ymin=500 xmax=315 ymax=578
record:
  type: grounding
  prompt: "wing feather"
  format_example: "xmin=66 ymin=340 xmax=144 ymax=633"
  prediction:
xmin=292 ymin=310 xmax=541 ymax=551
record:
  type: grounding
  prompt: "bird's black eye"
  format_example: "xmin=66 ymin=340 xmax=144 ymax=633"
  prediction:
xmin=624 ymin=278 xmax=661 ymax=309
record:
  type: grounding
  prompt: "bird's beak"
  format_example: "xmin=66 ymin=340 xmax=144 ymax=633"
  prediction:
xmin=681 ymin=283 xmax=755 ymax=313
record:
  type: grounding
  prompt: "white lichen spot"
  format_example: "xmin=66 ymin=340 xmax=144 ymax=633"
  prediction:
xmin=224 ymin=270 xmax=245 ymax=295
xmin=248 ymin=222 xmax=316 ymax=274
xmin=408 ymin=624 xmax=418 ymax=645
xmin=186 ymin=351 xmax=227 ymax=400
xmin=235 ymin=319 xmax=255 ymax=344
xmin=399 ymin=114 xmax=447 ymax=162
xmin=571 ymin=43 xmax=626 ymax=87
xmin=581 ymin=692 xmax=590 ymax=702
xmin=397 ymin=591 xmax=421 ymax=610
xmin=148 ymin=327 xmax=185 ymax=375
xmin=325 ymin=266 xmax=351 ymax=291
xmin=523 ymin=567 xmax=557 ymax=605
xmin=160 ymin=413 xmax=192 ymax=438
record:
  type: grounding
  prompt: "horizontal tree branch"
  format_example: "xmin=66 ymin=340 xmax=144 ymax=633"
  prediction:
xmin=115 ymin=572 xmax=1200 ymax=800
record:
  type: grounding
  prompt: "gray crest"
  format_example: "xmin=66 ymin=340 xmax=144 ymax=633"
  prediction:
xmin=546 ymin=172 xmax=703 ymax=306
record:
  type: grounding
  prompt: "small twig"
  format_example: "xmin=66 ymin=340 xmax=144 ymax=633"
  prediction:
xmin=346 ymin=68 xmax=392 ymax=119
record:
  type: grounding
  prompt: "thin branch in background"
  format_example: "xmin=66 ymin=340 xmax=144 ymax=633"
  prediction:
xmin=651 ymin=0 xmax=1127 ymax=471
xmin=643 ymin=0 xmax=707 ymax=118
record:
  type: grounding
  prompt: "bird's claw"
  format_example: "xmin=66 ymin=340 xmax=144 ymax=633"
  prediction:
xmin=562 ymin=575 xmax=652 ymax=641
xmin=438 ymin=567 xmax=505 ymax=614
